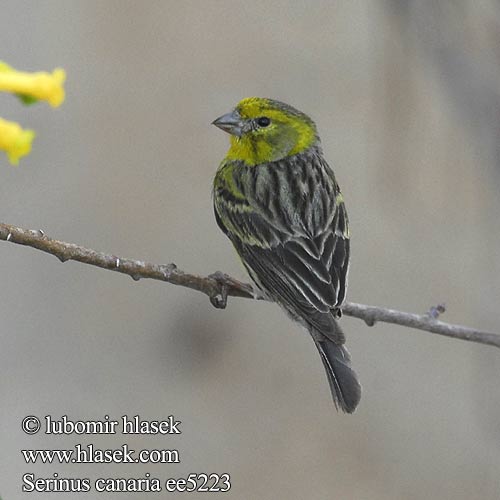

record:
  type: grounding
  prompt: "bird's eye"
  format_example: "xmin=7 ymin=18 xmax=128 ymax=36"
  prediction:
xmin=256 ymin=116 xmax=271 ymax=127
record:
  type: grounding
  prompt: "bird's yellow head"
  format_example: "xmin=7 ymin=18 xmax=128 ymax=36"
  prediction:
xmin=213 ymin=97 xmax=319 ymax=166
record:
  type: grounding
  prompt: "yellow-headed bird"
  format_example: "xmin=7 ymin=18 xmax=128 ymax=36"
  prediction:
xmin=212 ymin=97 xmax=361 ymax=413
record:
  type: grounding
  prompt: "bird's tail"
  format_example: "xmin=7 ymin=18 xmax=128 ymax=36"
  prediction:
xmin=314 ymin=337 xmax=361 ymax=413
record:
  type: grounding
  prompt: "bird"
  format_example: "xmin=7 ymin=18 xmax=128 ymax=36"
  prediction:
xmin=212 ymin=97 xmax=361 ymax=413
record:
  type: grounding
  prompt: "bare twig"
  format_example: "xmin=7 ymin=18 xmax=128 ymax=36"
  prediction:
xmin=341 ymin=302 xmax=500 ymax=349
xmin=1 ymin=222 xmax=499 ymax=349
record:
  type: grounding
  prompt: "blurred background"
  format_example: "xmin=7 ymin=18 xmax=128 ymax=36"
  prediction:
xmin=1 ymin=1 xmax=500 ymax=499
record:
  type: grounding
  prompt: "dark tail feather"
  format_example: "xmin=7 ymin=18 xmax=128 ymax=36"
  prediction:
xmin=314 ymin=338 xmax=361 ymax=413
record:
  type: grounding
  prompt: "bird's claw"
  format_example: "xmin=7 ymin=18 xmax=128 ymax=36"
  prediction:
xmin=208 ymin=271 xmax=229 ymax=309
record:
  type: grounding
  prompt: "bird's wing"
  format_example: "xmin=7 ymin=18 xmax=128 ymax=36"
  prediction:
xmin=237 ymin=224 xmax=348 ymax=337
xmin=215 ymin=193 xmax=349 ymax=344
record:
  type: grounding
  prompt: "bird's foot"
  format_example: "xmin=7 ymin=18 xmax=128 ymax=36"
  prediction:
xmin=208 ymin=271 xmax=230 ymax=309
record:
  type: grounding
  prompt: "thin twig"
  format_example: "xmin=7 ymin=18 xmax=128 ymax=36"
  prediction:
xmin=1 ymin=222 xmax=499 ymax=349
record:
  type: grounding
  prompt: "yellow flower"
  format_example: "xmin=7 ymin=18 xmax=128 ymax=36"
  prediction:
xmin=0 ymin=61 xmax=66 ymax=107
xmin=0 ymin=117 xmax=35 ymax=165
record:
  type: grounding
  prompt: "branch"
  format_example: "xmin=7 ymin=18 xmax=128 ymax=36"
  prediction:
xmin=1 ymin=222 xmax=499 ymax=349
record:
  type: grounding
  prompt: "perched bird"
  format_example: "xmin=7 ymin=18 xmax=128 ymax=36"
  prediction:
xmin=212 ymin=97 xmax=361 ymax=413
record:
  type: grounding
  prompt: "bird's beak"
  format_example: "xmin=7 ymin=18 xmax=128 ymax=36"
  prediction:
xmin=212 ymin=109 xmax=244 ymax=137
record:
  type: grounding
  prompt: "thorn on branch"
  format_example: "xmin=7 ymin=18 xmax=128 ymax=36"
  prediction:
xmin=364 ymin=315 xmax=377 ymax=327
xmin=163 ymin=263 xmax=177 ymax=280
xmin=428 ymin=303 xmax=446 ymax=319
